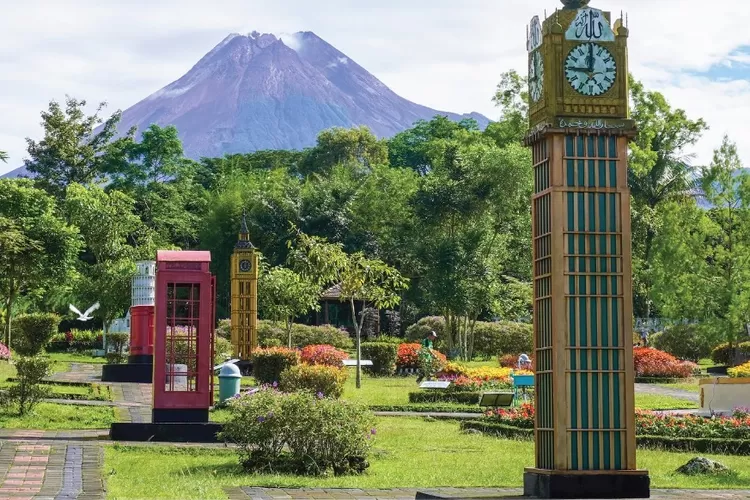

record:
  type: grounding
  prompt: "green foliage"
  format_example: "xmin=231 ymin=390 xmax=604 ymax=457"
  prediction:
xmin=279 ymin=364 xmax=348 ymax=399
xmin=300 ymin=126 xmax=388 ymax=177
xmin=0 ymin=179 xmax=80 ymax=346
xmin=408 ymin=391 xmax=482 ymax=405
xmin=215 ymin=319 xmax=231 ymax=340
xmin=711 ymin=342 xmax=750 ymax=366
xmin=2 ymin=356 xmax=51 ymax=415
xmin=252 ymin=347 xmax=300 ymax=384
xmin=360 ymin=342 xmax=398 ymax=376
xmin=219 ymin=388 xmax=376 ymax=475
xmin=214 ymin=336 xmax=233 ymax=365
xmin=23 ymin=96 xmax=128 ymax=199
xmin=258 ymin=264 xmax=321 ymax=347
xmin=12 ymin=313 xmax=60 ymax=356
xmin=257 ymin=320 xmax=353 ymax=350
xmin=106 ymin=332 xmax=129 ymax=365
xmin=650 ymin=325 xmax=712 ymax=362
xmin=405 ymin=316 xmax=446 ymax=349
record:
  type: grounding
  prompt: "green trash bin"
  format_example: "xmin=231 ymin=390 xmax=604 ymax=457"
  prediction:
xmin=218 ymin=363 xmax=242 ymax=403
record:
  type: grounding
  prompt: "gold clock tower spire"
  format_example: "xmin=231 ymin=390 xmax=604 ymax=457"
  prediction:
xmin=523 ymin=3 xmax=649 ymax=498
xmin=230 ymin=209 xmax=259 ymax=360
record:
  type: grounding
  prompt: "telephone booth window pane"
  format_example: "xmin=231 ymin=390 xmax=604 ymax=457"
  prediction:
xmin=165 ymin=283 xmax=200 ymax=392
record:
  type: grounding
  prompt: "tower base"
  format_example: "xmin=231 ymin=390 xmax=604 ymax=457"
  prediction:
xmin=523 ymin=468 xmax=650 ymax=499
xmin=101 ymin=357 xmax=153 ymax=383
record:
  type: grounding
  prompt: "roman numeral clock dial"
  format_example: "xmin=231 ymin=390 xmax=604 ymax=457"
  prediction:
xmin=564 ymin=42 xmax=617 ymax=96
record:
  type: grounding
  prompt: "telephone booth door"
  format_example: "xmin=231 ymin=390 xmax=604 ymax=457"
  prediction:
xmin=152 ymin=250 xmax=214 ymax=423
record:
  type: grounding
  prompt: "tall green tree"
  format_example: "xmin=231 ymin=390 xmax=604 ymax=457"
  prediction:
xmin=0 ymin=150 xmax=7 ymax=163
xmin=258 ymin=263 xmax=321 ymax=347
xmin=0 ymin=179 xmax=81 ymax=345
xmin=65 ymin=183 xmax=158 ymax=334
xmin=299 ymin=126 xmax=388 ymax=177
xmin=484 ymin=69 xmax=529 ymax=148
xmin=651 ymin=136 xmax=750 ymax=350
xmin=289 ymin=230 xmax=408 ymax=388
xmin=628 ymin=77 xmax=709 ymax=318
xmin=24 ymin=97 xmax=131 ymax=199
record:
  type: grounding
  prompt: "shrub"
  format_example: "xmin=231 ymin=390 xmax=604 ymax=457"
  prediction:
xmin=408 ymin=391 xmax=483 ymax=404
xmin=382 ymin=310 xmax=401 ymax=337
xmin=105 ymin=332 xmax=129 ymax=364
xmin=396 ymin=343 xmax=447 ymax=369
xmin=361 ymin=342 xmax=398 ymax=376
xmin=48 ymin=329 xmax=103 ymax=352
xmin=650 ymin=325 xmax=712 ymax=362
xmin=437 ymin=362 xmax=518 ymax=382
xmin=633 ymin=347 xmax=698 ymax=378
xmin=0 ymin=342 xmax=10 ymax=361
xmin=12 ymin=313 xmax=60 ymax=356
xmin=252 ymin=347 xmax=300 ymax=384
xmin=220 ymin=388 xmax=375 ymax=475
xmin=405 ymin=317 xmax=445 ymax=349
xmin=300 ymin=344 xmax=348 ymax=367
xmin=214 ymin=336 xmax=234 ymax=365
xmin=472 ymin=322 xmax=533 ymax=360
xmin=374 ymin=335 xmax=404 ymax=345
xmin=711 ymin=342 xmax=750 ymax=366
xmin=258 ymin=320 xmax=353 ymax=350
xmin=279 ymin=364 xmax=348 ymax=399
xmin=728 ymin=361 xmax=750 ymax=378
xmin=2 ymin=356 xmax=51 ymax=415
xmin=216 ymin=319 xmax=231 ymax=340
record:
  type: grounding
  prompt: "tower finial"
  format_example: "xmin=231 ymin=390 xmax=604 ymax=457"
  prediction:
xmin=240 ymin=208 xmax=249 ymax=235
xmin=560 ymin=0 xmax=590 ymax=8
xmin=235 ymin=208 xmax=254 ymax=249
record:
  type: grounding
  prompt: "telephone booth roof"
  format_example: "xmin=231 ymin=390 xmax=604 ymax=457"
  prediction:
xmin=157 ymin=250 xmax=211 ymax=263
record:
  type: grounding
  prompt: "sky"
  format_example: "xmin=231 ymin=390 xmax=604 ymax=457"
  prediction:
xmin=1 ymin=0 xmax=749 ymax=175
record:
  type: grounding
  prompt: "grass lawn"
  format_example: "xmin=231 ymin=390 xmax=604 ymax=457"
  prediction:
xmin=0 ymin=402 xmax=115 ymax=429
xmin=104 ymin=416 xmax=750 ymax=499
xmin=634 ymin=393 xmax=698 ymax=410
xmin=657 ymin=381 xmax=701 ymax=393
xmin=0 ymin=381 xmax=112 ymax=401
xmin=46 ymin=352 xmax=107 ymax=364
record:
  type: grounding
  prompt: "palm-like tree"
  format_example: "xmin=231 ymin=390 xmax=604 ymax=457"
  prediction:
xmin=0 ymin=150 xmax=7 ymax=163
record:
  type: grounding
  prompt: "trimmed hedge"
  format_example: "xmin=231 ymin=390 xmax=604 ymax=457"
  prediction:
xmin=711 ymin=341 xmax=750 ymax=367
xmin=12 ymin=313 xmax=60 ymax=356
xmin=361 ymin=342 xmax=398 ymax=376
xmin=369 ymin=404 xmax=483 ymax=414
xmin=258 ymin=320 xmax=353 ymax=350
xmin=252 ymin=347 xmax=300 ymax=384
xmin=408 ymin=391 xmax=482 ymax=405
xmin=650 ymin=325 xmax=712 ymax=362
xmin=404 ymin=317 xmax=532 ymax=359
xmin=460 ymin=421 xmax=750 ymax=456
xmin=279 ymin=364 xmax=348 ymax=399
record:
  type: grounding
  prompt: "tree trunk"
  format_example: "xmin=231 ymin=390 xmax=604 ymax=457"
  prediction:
xmin=286 ymin=318 xmax=293 ymax=348
xmin=4 ymin=275 xmax=16 ymax=347
xmin=350 ymin=298 xmax=362 ymax=389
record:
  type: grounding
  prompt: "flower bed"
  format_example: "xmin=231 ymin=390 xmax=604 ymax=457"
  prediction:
xmin=47 ymin=329 xmax=103 ymax=352
xmin=633 ymin=347 xmax=698 ymax=379
xmin=0 ymin=342 xmax=10 ymax=361
xmin=299 ymin=344 xmax=348 ymax=367
xmin=396 ymin=343 xmax=446 ymax=368
xmin=728 ymin=361 xmax=750 ymax=378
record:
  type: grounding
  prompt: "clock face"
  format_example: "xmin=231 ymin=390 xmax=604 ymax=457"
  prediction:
xmin=239 ymin=259 xmax=252 ymax=273
xmin=528 ymin=51 xmax=544 ymax=103
xmin=564 ymin=43 xmax=617 ymax=96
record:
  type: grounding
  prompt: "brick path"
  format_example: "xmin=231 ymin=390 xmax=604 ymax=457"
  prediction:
xmin=48 ymin=364 xmax=101 ymax=385
xmin=0 ymin=440 xmax=104 ymax=499
xmin=225 ymin=487 xmax=750 ymax=499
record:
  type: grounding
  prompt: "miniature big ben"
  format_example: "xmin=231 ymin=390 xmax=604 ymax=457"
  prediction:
xmin=230 ymin=211 xmax=259 ymax=359
xmin=523 ymin=1 xmax=649 ymax=497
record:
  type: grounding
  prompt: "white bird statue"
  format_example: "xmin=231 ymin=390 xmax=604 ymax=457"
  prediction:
xmin=69 ymin=302 xmax=100 ymax=321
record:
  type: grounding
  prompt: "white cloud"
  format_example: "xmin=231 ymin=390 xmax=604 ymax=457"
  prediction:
xmin=1 ymin=0 xmax=749 ymax=174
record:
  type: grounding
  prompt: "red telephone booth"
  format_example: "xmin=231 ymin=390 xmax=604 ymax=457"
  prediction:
xmin=152 ymin=250 xmax=216 ymax=423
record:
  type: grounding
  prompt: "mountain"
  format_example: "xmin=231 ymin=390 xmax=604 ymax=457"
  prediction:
xmin=2 ymin=31 xmax=489 ymax=179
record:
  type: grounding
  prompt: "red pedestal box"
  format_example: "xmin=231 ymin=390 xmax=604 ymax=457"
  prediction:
xmin=152 ymin=250 xmax=216 ymax=423
xmin=129 ymin=305 xmax=154 ymax=361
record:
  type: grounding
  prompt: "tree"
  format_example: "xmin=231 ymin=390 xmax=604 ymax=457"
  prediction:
xmin=289 ymin=230 xmax=408 ymax=388
xmin=484 ymin=70 xmax=529 ymax=148
xmin=0 ymin=179 xmax=80 ymax=345
xmin=65 ymin=183 xmax=157 ymax=336
xmin=628 ymin=76 xmax=709 ymax=318
xmin=258 ymin=264 xmax=321 ymax=347
xmin=0 ymin=150 xmax=7 ymax=163
xmin=299 ymin=126 xmax=388 ymax=177
xmin=24 ymin=96 xmax=131 ymax=199
xmin=651 ymin=136 xmax=750 ymax=351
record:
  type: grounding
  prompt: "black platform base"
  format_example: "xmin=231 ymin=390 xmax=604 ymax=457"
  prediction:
xmin=152 ymin=408 xmax=209 ymax=423
xmin=128 ymin=354 xmax=153 ymax=365
xmin=523 ymin=469 xmax=650 ymax=499
xmin=101 ymin=362 xmax=153 ymax=383
xmin=236 ymin=359 xmax=253 ymax=376
xmin=110 ymin=422 xmax=223 ymax=443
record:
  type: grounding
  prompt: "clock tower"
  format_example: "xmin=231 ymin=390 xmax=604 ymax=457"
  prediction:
xmin=230 ymin=210 xmax=259 ymax=360
xmin=523 ymin=1 xmax=649 ymax=498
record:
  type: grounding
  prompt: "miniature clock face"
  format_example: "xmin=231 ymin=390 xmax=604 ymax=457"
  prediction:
xmin=239 ymin=259 xmax=252 ymax=272
xmin=564 ymin=42 xmax=617 ymax=96
xmin=529 ymin=51 xmax=544 ymax=103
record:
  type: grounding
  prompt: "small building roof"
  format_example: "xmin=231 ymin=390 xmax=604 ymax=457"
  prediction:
xmin=321 ymin=283 xmax=342 ymax=300
xmin=156 ymin=250 xmax=211 ymax=262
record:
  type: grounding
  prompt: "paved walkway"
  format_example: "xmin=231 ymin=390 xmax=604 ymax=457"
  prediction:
xmin=225 ymin=487 xmax=750 ymax=499
xmin=0 ymin=440 xmax=104 ymax=499
xmin=634 ymin=383 xmax=699 ymax=402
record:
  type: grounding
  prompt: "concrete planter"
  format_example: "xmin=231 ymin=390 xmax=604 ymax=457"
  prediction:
xmin=699 ymin=377 xmax=750 ymax=412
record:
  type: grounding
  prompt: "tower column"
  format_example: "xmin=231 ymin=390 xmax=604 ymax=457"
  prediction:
xmin=230 ymin=210 xmax=260 ymax=363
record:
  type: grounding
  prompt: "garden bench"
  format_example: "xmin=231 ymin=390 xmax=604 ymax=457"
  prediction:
xmin=418 ymin=380 xmax=452 ymax=390
xmin=342 ymin=359 xmax=373 ymax=366
xmin=478 ymin=391 xmax=514 ymax=408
